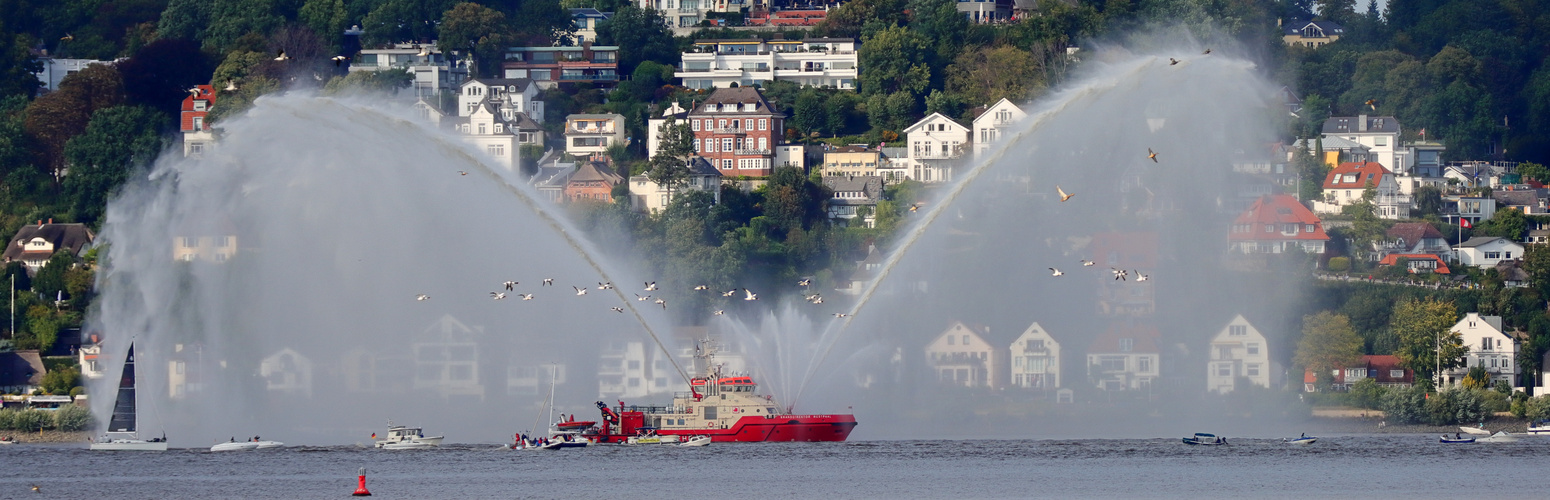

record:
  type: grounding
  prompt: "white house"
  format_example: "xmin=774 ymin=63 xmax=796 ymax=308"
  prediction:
xmin=1008 ymin=322 xmax=1060 ymax=389
xmin=457 ymin=78 xmax=544 ymax=122
xmin=972 ymin=98 xmax=1026 ymax=158
xmin=3 ymin=222 xmax=94 ymax=275
xmin=901 ymin=112 xmax=970 ymax=184
xmin=647 ymin=102 xmax=689 ymax=160
xmin=564 ymin=113 xmax=626 ymax=156
xmin=1455 ymin=237 xmax=1525 ymax=269
xmin=452 ymin=102 xmax=521 ymax=171
xmin=351 ymin=42 xmax=467 ymax=99
xmin=1206 ymin=315 xmax=1271 ymax=394
xmin=1087 ymin=322 xmax=1160 ymax=391
xmin=1442 ymin=313 xmax=1518 ymax=388
xmin=924 ymin=321 xmax=1002 ymax=389
xmin=1314 ymin=161 xmax=1411 ymax=219
xmin=412 ymin=315 xmax=486 ymax=401
xmin=32 ymin=58 xmax=110 ymax=93
xmin=629 ymin=157 xmax=723 ymax=213
xmin=637 ymin=0 xmax=746 ymax=29
xmin=260 ymin=348 xmax=313 ymax=398
xmin=676 ymin=38 xmax=858 ymax=90
xmin=569 ymin=8 xmax=612 ymax=45
xmin=1321 ymin=114 xmax=1403 ymax=172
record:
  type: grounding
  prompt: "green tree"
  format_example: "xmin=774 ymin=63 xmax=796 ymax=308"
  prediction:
xmin=857 ymin=25 xmax=932 ymax=97
xmin=1473 ymin=204 xmax=1527 ymax=240
xmin=201 ymin=0 xmax=285 ymax=54
xmin=1379 ymin=385 xmax=1428 ymax=424
xmin=40 ymin=366 xmax=79 ymax=394
xmin=1391 ymin=297 xmax=1466 ymax=384
xmin=1293 ymin=144 xmax=1328 ymax=202
xmin=156 ymin=0 xmax=212 ymax=42
xmin=1412 ymin=185 xmax=1443 ymax=217
xmin=24 ymin=63 xmax=125 ymax=181
xmin=361 ymin=0 xmax=454 ymax=47
xmin=0 ymin=32 xmax=41 ymax=98
xmin=1519 ymin=162 xmax=1550 ymax=184
xmin=596 ymin=5 xmax=676 ymax=77
xmin=299 ymin=0 xmax=349 ymax=45
xmin=62 ymin=105 xmax=167 ymax=225
xmin=945 ymin=44 xmax=1043 ymax=107
xmin=816 ymin=0 xmax=907 ymax=38
xmin=438 ymin=2 xmax=514 ymax=78
xmin=1340 ymin=182 xmax=1388 ymax=260
xmin=1293 ymin=312 xmax=1364 ymax=390
xmin=646 ymin=119 xmax=694 ymax=200
xmin=906 ymin=0 xmax=967 ymax=66
xmin=790 ymin=90 xmax=824 ymax=136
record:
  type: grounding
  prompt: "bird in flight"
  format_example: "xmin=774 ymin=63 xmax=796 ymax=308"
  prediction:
xmin=503 ymin=280 xmax=517 ymax=291
xmin=60 ymin=34 xmax=72 ymax=42
xmin=415 ymin=294 xmax=430 ymax=301
xmin=744 ymin=289 xmax=758 ymax=301
xmin=1049 ymin=268 xmax=1063 ymax=277
xmin=224 ymin=80 xmax=238 ymax=92
xmin=1081 ymin=260 xmax=1095 ymax=267
xmin=186 ymin=87 xmax=201 ymax=98
xmin=1365 ymin=99 xmax=1377 ymax=111
xmin=1169 ymin=58 xmax=1179 ymax=65
xmin=542 ymin=278 xmax=553 ymax=286
xmin=1111 ymin=268 xmax=1128 ymax=281
xmin=655 ymin=298 xmax=667 ymax=309
xmin=635 ymin=294 xmax=651 ymax=301
xmin=573 ymin=286 xmax=588 ymax=296
xmin=832 ymin=313 xmax=850 ymax=318
xmin=274 ymin=50 xmax=290 ymax=61
xmin=1202 ymin=48 xmax=1212 ymax=54
xmin=1147 ymin=148 xmax=1159 ymax=163
xmin=644 ymin=282 xmax=658 ymax=291
xmin=490 ymin=292 xmax=507 ymax=300
xmin=909 ymin=205 xmax=919 ymax=212
xmin=332 ymin=55 xmax=349 ymax=66
xmin=805 ymin=294 xmax=821 ymax=302
xmin=1136 ymin=271 xmax=1149 ymax=282
xmin=811 ymin=296 xmax=823 ymax=304
xmin=722 ymin=290 xmax=737 ymax=297
xmin=610 ymin=307 xmax=624 ymax=313
xmin=1057 ymin=185 xmax=1074 ymax=202
xmin=458 ymin=171 xmax=468 ymax=176
xmin=797 ymin=278 xmax=811 ymax=287
xmin=713 ymin=310 xmax=724 ymax=316
xmin=597 ymin=282 xmax=614 ymax=290
xmin=693 ymin=285 xmax=709 ymax=290
xmin=519 ymin=293 xmax=534 ymax=300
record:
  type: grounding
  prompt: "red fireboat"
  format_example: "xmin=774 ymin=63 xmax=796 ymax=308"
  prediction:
xmin=582 ymin=339 xmax=857 ymax=443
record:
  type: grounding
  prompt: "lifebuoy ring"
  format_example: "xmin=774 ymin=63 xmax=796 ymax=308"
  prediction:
xmin=707 ymin=421 xmax=716 ymax=428
xmin=686 ymin=407 xmax=693 ymax=414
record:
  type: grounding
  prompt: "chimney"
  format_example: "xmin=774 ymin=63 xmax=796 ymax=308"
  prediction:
xmin=1358 ymin=114 xmax=1368 ymax=132
xmin=47 ymin=218 xmax=52 ymax=224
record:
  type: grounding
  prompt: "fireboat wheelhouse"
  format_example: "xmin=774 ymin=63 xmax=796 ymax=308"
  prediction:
xmin=580 ymin=338 xmax=857 ymax=443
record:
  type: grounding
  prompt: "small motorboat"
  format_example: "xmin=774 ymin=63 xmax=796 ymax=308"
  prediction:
xmin=254 ymin=440 xmax=284 ymax=449
xmin=1527 ymin=421 xmax=1550 ymax=434
xmin=627 ymin=435 xmax=663 ymax=445
xmin=0 ymin=436 xmax=16 ymax=445
xmin=1182 ymin=433 xmax=1227 ymax=445
xmin=374 ymin=423 xmax=443 ymax=450
xmin=1479 ymin=431 xmax=1518 ymax=443
xmin=679 ymin=435 xmax=712 ymax=447
xmin=1459 ymin=425 xmax=1490 ymax=436
xmin=1284 ymin=434 xmax=1317 ymax=445
xmin=1440 ymin=434 xmax=1476 ymax=443
xmin=211 ymin=440 xmax=259 ymax=452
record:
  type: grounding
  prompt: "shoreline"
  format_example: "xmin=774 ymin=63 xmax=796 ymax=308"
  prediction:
xmin=0 ymin=430 xmax=91 ymax=443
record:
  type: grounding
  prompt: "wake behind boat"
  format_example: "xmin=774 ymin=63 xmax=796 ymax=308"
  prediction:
xmin=90 ymin=342 xmax=168 ymax=451
xmin=1479 ymin=431 xmax=1518 ymax=443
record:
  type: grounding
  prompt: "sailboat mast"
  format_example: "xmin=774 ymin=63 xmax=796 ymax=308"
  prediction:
xmin=548 ymin=364 xmax=556 ymax=427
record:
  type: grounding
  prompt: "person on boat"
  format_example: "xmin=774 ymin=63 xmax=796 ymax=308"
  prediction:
xmin=230 ymin=437 xmax=235 ymax=442
xmin=1300 ymin=433 xmax=1305 ymax=439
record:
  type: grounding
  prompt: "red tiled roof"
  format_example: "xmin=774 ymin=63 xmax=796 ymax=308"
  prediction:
xmin=1229 ymin=195 xmax=1329 ymax=241
xmin=1323 ymin=161 xmax=1391 ymax=190
xmin=1303 ymin=355 xmax=1413 ymax=385
xmin=1385 ymin=222 xmax=1443 ymax=244
xmin=1087 ymin=322 xmax=1159 ymax=354
xmin=1377 ymin=253 xmax=1450 ymax=274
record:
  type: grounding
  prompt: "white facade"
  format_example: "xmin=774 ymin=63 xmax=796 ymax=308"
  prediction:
xmin=677 ymin=38 xmax=858 ymax=90
xmin=1455 ymin=237 xmax=1525 ymax=269
xmin=637 ymin=0 xmax=750 ymax=28
xmin=33 ymin=58 xmax=109 ymax=93
xmin=646 ymin=103 xmax=688 ymax=160
xmin=457 ymin=103 xmax=521 ymax=171
xmin=628 ymin=159 xmax=723 ymax=213
xmin=260 ymin=348 xmax=313 ymax=398
xmin=1008 ymin=322 xmax=1060 ymax=389
xmin=598 ymin=340 xmax=682 ymax=399
xmin=1322 ymin=115 xmax=1404 ymax=171
xmin=565 ymin=113 xmax=626 ymax=156
xmin=1206 ymin=315 xmax=1271 ymax=394
xmin=351 ymin=43 xmax=468 ymax=99
xmin=924 ymin=321 xmax=1002 ymax=389
xmin=775 ymin=144 xmax=809 ymax=170
xmin=1443 ymin=313 xmax=1518 ymax=388
xmin=900 ymin=112 xmax=970 ymax=184
xmin=972 ymin=98 xmax=1026 ymax=158
xmin=458 ymin=78 xmax=543 ymax=122
xmin=412 ymin=315 xmax=486 ymax=401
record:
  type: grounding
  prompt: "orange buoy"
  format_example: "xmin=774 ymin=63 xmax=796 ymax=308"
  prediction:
xmin=352 ymin=467 xmax=371 ymax=496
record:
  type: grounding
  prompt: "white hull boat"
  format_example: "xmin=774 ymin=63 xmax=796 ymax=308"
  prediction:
xmin=90 ymin=343 xmax=168 ymax=452
xmin=1284 ymin=436 xmax=1317 ymax=445
xmin=373 ymin=423 xmax=443 ymax=449
xmin=1528 ymin=421 xmax=1550 ymax=434
xmin=254 ymin=440 xmax=284 ymax=449
xmin=1459 ymin=426 xmax=1490 ymax=436
xmin=211 ymin=441 xmax=260 ymax=452
xmin=378 ymin=439 xmax=441 ymax=450
xmin=679 ymin=435 xmax=712 ymax=447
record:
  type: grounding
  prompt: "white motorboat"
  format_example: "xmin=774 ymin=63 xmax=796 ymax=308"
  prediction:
xmin=0 ymin=436 xmax=16 ymax=445
xmin=1459 ymin=426 xmax=1490 ymax=436
xmin=91 ymin=342 xmax=169 ymax=452
xmin=1182 ymin=433 xmax=1227 ymax=445
xmin=1528 ymin=421 xmax=1550 ymax=434
xmin=254 ymin=440 xmax=284 ymax=449
xmin=679 ymin=435 xmax=712 ymax=447
xmin=1479 ymin=431 xmax=1518 ymax=443
xmin=211 ymin=441 xmax=260 ymax=452
xmin=1284 ymin=434 xmax=1317 ymax=445
xmin=374 ymin=423 xmax=443 ymax=449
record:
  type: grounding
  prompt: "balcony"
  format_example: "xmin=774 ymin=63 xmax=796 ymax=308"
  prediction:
xmin=734 ymin=149 xmax=771 ymax=155
xmin=559 ymin=73 xmax=619 ymax=82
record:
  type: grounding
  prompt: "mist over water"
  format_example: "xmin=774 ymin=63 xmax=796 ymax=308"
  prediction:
xmin=88 ymin=33 xmax=1303 ymax=446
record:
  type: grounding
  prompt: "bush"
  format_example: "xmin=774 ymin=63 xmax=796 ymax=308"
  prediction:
xmin=1524 ymin=395 xmax=1550 ymax=421
xmin=53 ymin=404 xmax=90 ymax=431
xmin=41 ymin=367 xmax=80 ymax=395
xmin=1380 ymin=386 xmax=1428 ymax=424
xmin=1349 ymin=378 xmax=1387 ymax=409
xmin=68 ymin=386 xmax=85 ymax=397
xmin=1424 ymin=388 xmax=1489 ymax=425
xmin=1327 ymin=256 xmax=1350 ymax=272
xmin=4 ymin=409 xmax=52 ymax=431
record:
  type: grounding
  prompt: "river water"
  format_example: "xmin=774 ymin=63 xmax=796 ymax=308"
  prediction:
xmin=2 ymin=435 xmax=1539 ymax=498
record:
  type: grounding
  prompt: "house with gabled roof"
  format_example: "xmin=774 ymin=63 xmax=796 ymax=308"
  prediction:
xmin=565 ymin=113 xmax=626 ymax=157
xmin=1229 ymin=194 xmax=1328 ymax=255
xmin=1282 ymin=19 xmax=1344 ymax=47
xmin=924 ymin=321 xmax=1003 ymax=389
xmin=1493 ymin=188 xmax=1548 ymax=214
xmin=451 ymin=101 xmax=521 ymax=170
xmin=1377 ymin=253 xmax=1451 ymax=274
xmin=1303 ymin=355 xmax=1413 ymax=392
xmin=4 ymin=221 xmax=94 ymax=275
xmin=1322 ymin=115 xmax=1402 ymax=172
xmin=1315 ymin=161 xmax=1409 ymax=218
xmin=532 ymin=161 xmax=577 ymax=203
xmin=1087 ymin=321 xmax=1160 ymax=391
xmin=1455 ymin=237 xmax=1524 ymax=269
xmin=1207 ymin=315 xmax=1271 ymax=394
xmin=629 ymin=157 xmax=722 ymax=213
xmin=564 ymin=159 xmax=623 ymax=203
xmin=0 ymin=350 xmax=45 ymax=394
xmin=900 ymin=112 xmax=969 ymax=184
xmin=688 ymin=87 xmax=783 ymax=176
xmin=1008 ymin=322 xmax=1060 ymax=389
xmin=822 ymin=175 xmax=883 ymax=228
xmin=181 ymin=84 xmax=216 ymax=158
xmin=972 ymin=98 xmax=1026 ymax=158
xmin=457 ymin=78 xmax=543 ymax=121
xmin=1441 ymin=313 xmax=1519 ymax=388
xmin=1374 ymin=222 xmax=1449 ymax=261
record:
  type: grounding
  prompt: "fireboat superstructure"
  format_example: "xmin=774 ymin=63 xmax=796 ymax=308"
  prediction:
xmin=585 ymin=338 xmax=857 ymax=443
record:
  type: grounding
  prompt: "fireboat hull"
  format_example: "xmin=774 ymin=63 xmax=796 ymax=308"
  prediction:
xmin=648 ymin=415 xmax=857 ymax=443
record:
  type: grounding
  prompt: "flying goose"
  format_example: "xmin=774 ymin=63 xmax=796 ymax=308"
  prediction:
xmin=722 ymin=290 xmax=737 ymax=297
xmin=713 ymin=310 xmax=724 ymax=315
xmin=654 ymin=298 xmax=667 ymax=309
xmin=1057 ymin=185 xmax=1074 ymax=202
xmin=597 ymin=282 xmax=614 ymax=290
xmin=1147 ymin=148 xmax=1158 ymax=163
xmin=1169 ymin=57 xmax=1179 ymax=65
xmin=635 ymin=294 xmax=651 ymax=301
xmin=415 ymin=294 xmax=430 ymax=301
xmin=832 ymin=313 xmax=850 ymax=318
xmin=693 ymin=285 xmax=709 ymax=290
xmin=490 ymin=292 xmax=507 ymax=300
xmin=519 ymin=293 xmax=534 ymax=300
xmin=610 ymin=307 xmax=624 ymax=313
xmin=332 ymin=55 xmax=349 ymax=66
xmin=542 ymin=278 xmax=553 ymax=286
xmin=743 ymin=289 xmax=758 ymax=301
xmin=1136 ymin=271 xmax=1149 ymax=282
xmin=274 ymin=50 xmax=290 ymax=61
xmin=1081 ymin=259 xmax=1094 ymax=267
xmin=503 ymin=280 xmax=517 ymax=291
xmin=644 ymin=282 xmax=658 ymax=291
xmin=797 ymin=278 xmax=811 ymax=286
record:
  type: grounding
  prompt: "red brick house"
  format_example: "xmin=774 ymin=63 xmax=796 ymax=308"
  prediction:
xmin=181 ymin=84 xmax=216 ymax=158
xmin=688 ymin=87 xmax=783 ymax=177
xmin=563 ymin=159 xmax=622 ymax=203
xmin=1302 ymin=354 xmax=1414 ymax=392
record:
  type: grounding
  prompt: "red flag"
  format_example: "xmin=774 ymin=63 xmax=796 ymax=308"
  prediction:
xmin=1460 ymin=218 xmax=1473 ymax=229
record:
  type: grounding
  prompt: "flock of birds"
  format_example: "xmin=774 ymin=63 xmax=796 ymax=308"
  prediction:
xmin=414 ymin=278 xmax=851 ymax=317
xmin=1048 ymin=259 xmax=1149 ymax=282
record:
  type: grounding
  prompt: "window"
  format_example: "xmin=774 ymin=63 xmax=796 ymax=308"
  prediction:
xmin=693 ymin=139 xmax=700 ymax=152
xmin=1217 ymin=364 xmax=1231 ymax=377
xmin=1119 ymin=338 xmax=1134 ymax=352
xmin=718 ymin=119 xmax=727 ymax=129
xmin=1265 ymin=224 xmax=1273 ymax=233
xmin=1246 ymin=364 xmax=1260 ymax=377
xmin=1100 ymin=356 xmax=1125 ymax=371
xmin=1390 ymin=369 xmax=1404 ymax=378
xmin=487 ymin=144 xmax=505 ymax=157
xmin=1485 ymin=251 xmax=1501 ymax=259
xmin=757 ymin=137 xmax=767 ymax=150
xmin=1247 ymin=343 xmax=1259 ymax=355
xmin=721 ymin=159 xmax=732 ymax=170
xmin=218 ymin=236 xmax=231 ymax=247
xmin=722 ymin=138 xmax=733 ymax=151
xmin=705 ymin=140 xmax=715 ymax=153
xmin=188 ymin=142 xmax=203 ymax=155
xmin=1138 ymin=357 xmax=1151 ymax=372
xmin=692 ymin=120 xmax=700 ymax=131
xmin=759 ymin=119 xmax=767 ymax=130
xmin=181 ymin=237 xmax=195 ymax=248
xmin=946 ymin=335 xmax=955 ymax=345
xmin=1306 ymin=224 xmax=1315 ymax=232
xmin=962 ymin=334 xmax=970 ymax=345
xmin=478 ymin=123 xmax=487 ymax=134
xmin=1229 ymin=325 xmax=1246 ymax=336
xmin=704 ymin=119 xmax=713 ymax=129
xmin=193 ymin=100 xmax=207 ymax=112
xmin=192 ymin=116 xmax=204 ymax=130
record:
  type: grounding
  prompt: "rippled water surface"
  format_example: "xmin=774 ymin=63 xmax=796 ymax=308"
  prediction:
xmin=3 ymin=435 xmax=1543 ymax=498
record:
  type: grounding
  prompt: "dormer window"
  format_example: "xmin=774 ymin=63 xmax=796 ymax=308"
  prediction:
xmin=494 ymin=123 xmax=503 ymax=133
xmin=193 ymin=100 xmax=207 ymax=111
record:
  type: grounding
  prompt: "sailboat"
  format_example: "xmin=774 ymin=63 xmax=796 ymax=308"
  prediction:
xmin=91 ymin=342 xmax=168 ymax=451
